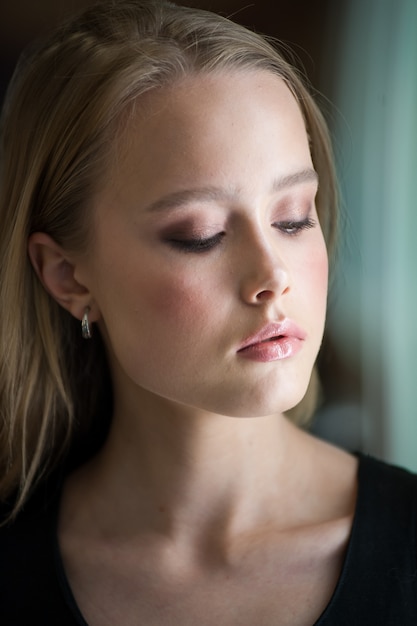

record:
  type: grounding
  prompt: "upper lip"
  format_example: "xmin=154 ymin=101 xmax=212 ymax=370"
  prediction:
xmin=237 ymin=320 xmax=306 ymax=351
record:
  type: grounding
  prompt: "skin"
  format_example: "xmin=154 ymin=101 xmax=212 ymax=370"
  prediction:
xmin=29 ymin=70 xmax=357 ymax=625
xmin=79 ymin=70 xmax=327 ymax=418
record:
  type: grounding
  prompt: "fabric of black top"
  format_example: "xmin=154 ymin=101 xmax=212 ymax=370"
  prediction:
xmin=0 ymin=453 xmax=416 ymax=625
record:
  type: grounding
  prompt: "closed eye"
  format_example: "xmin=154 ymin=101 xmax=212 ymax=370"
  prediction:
xmin=273 ymin=217 xmax=316 ymax=235
xmin=167 ymin=232 xmax=225 ymax=253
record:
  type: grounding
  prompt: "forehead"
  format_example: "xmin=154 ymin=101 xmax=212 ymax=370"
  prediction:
xmin=134 ymin=69 xmax=304 ymax=137
xmin=100 ymin=70 xmax=311 ymax=207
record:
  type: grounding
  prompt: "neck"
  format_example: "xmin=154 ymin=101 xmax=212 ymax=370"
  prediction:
xmin=75 ymin=389 xmax=304 ymax=542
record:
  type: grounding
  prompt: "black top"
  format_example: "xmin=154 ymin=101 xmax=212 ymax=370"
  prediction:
xmin=0 ymin=453 xmax=416 ymax=625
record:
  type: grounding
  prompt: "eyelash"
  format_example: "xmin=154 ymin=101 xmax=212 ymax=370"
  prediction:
xmin=273 ymin=217 xmax=316 ymax=235
xmin=167 ymin=218 xmax=316 ymax=253
xmin=168 ymin=232 xmax=225 ymax=253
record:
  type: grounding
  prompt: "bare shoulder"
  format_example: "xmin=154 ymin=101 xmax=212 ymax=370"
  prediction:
xmin=306 ymin=427 xmax=358 ymax=473
xmin=311 ymin=433 xmax=358 ymax=514
xmin=276 ymin=421 xmax=359 ymax=560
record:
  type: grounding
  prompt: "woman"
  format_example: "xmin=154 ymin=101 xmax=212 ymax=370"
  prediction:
xmin=0 ymin=1 xmax=416 ymax=624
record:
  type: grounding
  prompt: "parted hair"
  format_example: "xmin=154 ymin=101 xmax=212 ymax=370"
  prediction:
xmin=0 ymin=0 xmax=338 ymax=517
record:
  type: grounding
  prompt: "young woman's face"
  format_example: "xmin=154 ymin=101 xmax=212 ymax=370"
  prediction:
xmin=78 ymin=71 xmax=328 ymax=417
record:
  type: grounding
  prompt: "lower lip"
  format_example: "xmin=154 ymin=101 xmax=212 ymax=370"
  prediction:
xmin=237 ymin=337 xmax=303 ymax=362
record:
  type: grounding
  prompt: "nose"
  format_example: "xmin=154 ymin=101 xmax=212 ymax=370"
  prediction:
xmin=239 ymin=230 xmax=290 ymax=305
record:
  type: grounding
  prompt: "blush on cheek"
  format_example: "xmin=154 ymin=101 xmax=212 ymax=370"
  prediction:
xmin=144 ymin=274 xmax=211 ymax=325
xmin=313 ymin=256 xmax=328 ymax=288
xmin=308 ymin=243 xmax=328 ymax=285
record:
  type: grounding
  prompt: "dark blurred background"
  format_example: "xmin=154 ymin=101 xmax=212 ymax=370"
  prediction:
xmin=1 ymin=0 xmax=416 ymax=470
xmin=0 ymin=0 xmax=332 ymax=101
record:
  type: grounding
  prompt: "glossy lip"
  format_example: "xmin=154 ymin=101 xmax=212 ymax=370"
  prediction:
xmin=237 ymin=320 xmax=306 ymax=362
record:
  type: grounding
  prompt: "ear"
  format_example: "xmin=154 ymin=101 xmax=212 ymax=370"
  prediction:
xmin=28 ymin=232 xmax=97 ymax=321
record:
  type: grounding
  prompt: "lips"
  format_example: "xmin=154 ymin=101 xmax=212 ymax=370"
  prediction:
xmin=237 ymin=320 xmax=306 ymax=362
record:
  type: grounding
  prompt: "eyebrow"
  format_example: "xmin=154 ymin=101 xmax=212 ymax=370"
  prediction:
xmin=145 ymin=168 xmax=318 ymax=213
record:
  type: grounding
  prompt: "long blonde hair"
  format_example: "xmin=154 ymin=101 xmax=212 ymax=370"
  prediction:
xmin=0 ymin=0 xmax=338 ymax=516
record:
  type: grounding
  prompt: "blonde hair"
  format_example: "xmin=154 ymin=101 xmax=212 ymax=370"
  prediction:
xmin=0 ymin=0 xmax=338 ymax=516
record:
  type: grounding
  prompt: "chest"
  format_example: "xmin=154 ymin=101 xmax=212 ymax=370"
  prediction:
xmin=60 ymin=527 xmax=348 ymax=626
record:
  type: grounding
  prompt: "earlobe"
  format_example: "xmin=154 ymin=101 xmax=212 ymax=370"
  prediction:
xmin=28 ymin=232 xmax=92 ymax=319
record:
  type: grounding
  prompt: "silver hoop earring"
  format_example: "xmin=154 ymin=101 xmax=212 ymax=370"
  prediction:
xmin=81 ymin=307 xmax=92 ymax=339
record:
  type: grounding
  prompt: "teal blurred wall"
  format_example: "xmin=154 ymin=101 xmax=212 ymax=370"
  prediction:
xmin=323 ymin=0 xmax=417 ymax=470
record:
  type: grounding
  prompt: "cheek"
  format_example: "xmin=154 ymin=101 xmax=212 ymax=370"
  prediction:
xmin=139 ymin=268 xmax=215 ymax=328
xmin=310 ymin=247 xmax=328 ymax=293
xmin=297 ymin=242 xmax=328 ymax=311
xmin=98 ymin=262 xmax=218 ymax=381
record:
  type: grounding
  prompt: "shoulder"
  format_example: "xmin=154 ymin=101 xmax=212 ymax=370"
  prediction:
xmin=0 ymin=481 xmax=58 ymax=586
xmin=318 ymin=455 xmax=417 ymax=624
xmin=0 ymin=480 xmax=77 ymax=625
xmin=0 ymin=478 xmax=60 ymax=541
xmin=354 ymin=452 xmax=417 ymax=547
xmin=357 ymin=452 xmax=417 ymax=511
xmin=353 ymin=453 xmax=417 ymax=583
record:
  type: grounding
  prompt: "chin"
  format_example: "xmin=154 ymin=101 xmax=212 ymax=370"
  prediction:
xmin=199 ymin=382 xmax=310 ymax=419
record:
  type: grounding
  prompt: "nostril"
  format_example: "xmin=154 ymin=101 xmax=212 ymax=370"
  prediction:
xmin=255 ymin=289 xmax=275 ymax=301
